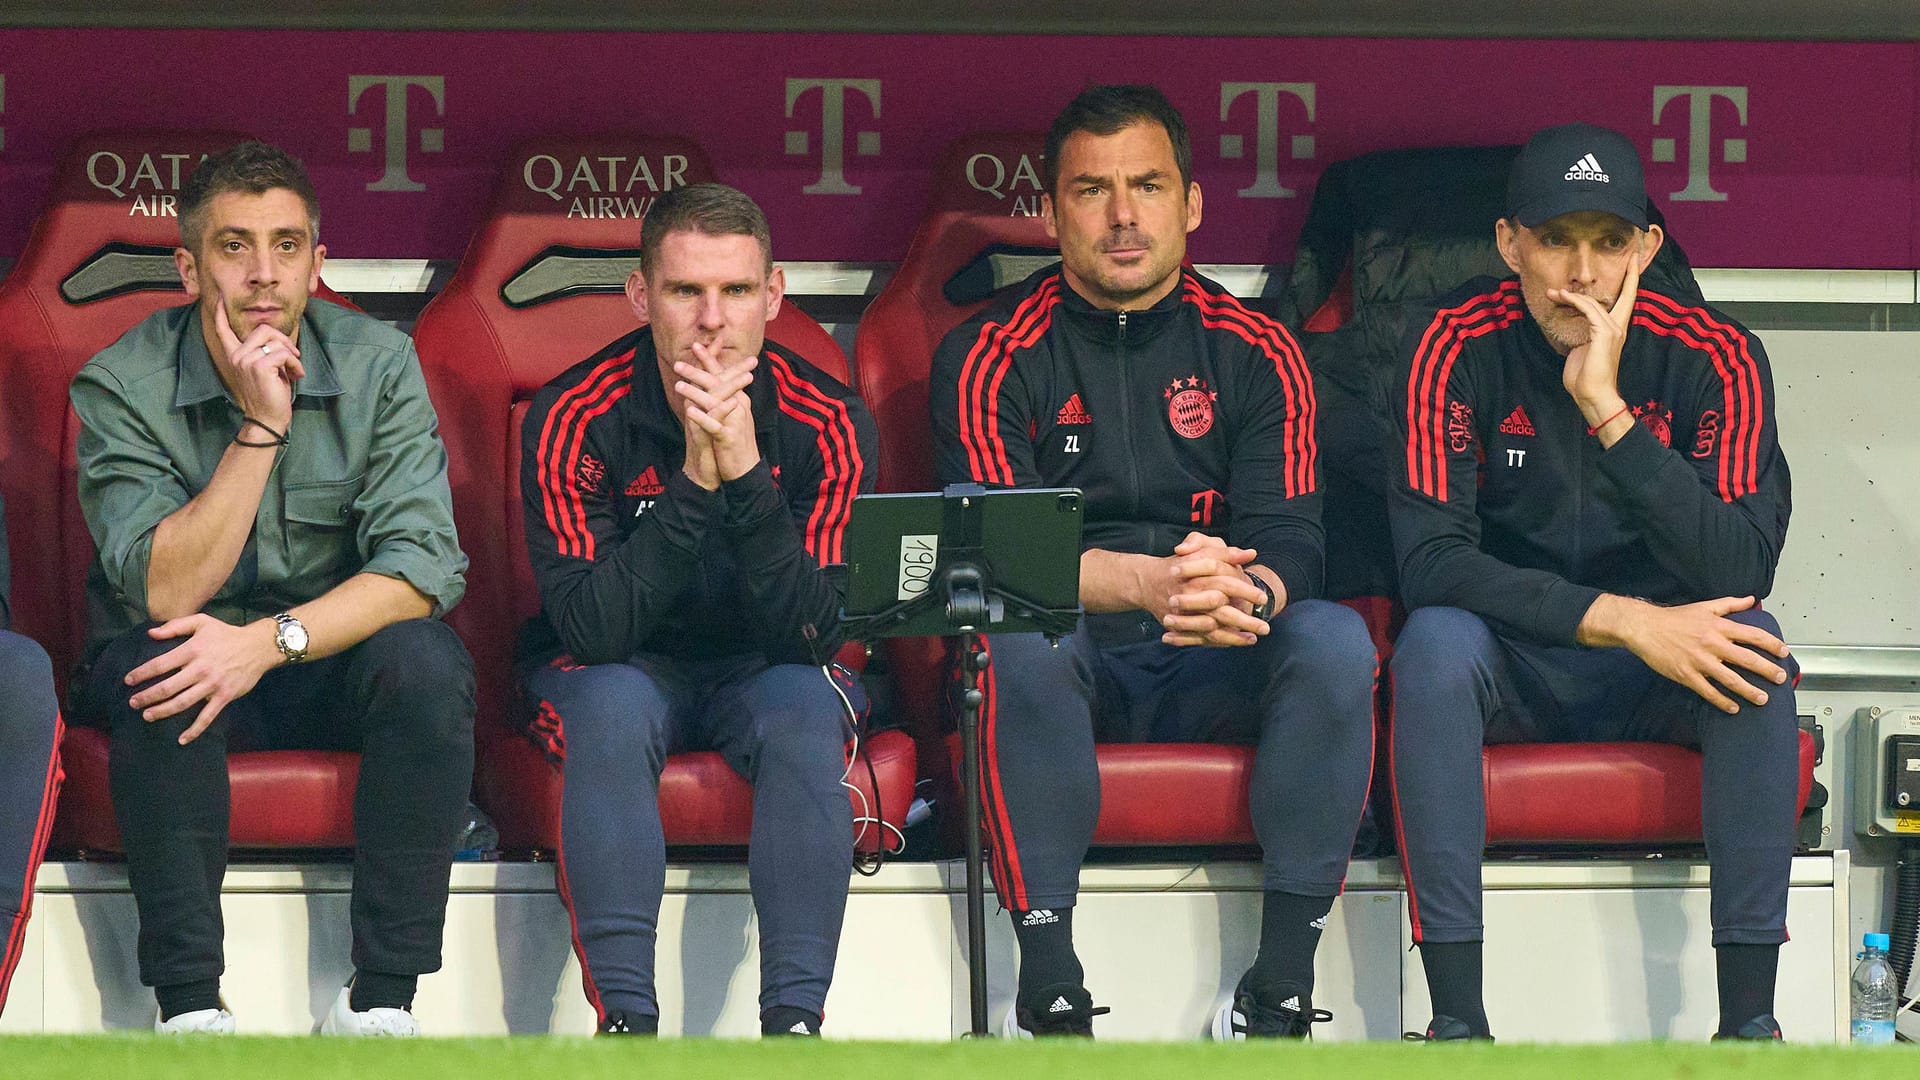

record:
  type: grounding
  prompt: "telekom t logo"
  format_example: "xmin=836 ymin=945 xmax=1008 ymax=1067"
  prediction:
xmin=1190 ymin=489 xmax=1223 ymax=526
xmin=785 ymin=78 xmax=881 ymax=195
xmin=347 ymin=75 xmax=446 ymax=192
xmin=1651 ymin=86 xmax=1748 ymax=202
xmin=1219 ymin=82 xmax=1316 ymax=198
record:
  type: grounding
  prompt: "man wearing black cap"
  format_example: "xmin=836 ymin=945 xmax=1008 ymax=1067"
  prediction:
xmin=1385 ymin=123 xmax=1797 ymax=1041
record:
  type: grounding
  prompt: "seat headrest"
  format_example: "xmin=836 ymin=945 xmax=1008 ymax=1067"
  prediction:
xmin=942 ymin=243 xmax=1060 ymax=307
xmin=482 ymin=135 xmax=715 ymax=247
xmin=449 ymin=136 xmax=719 ymax=314
xmin=903 ymin=133 xmax=1058 ymax=304
xmin=7 ymin=130 xmax=353 ymax=311
xmin=928 ymin=133 xmax=1050 ymax=216
xmin=18 ymin=130 xmax=248 ymax=276
xmin=418 ymin=133 xmax=847 ymax=396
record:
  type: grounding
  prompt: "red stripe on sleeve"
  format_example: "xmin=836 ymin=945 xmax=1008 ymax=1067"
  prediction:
xmin=770 ymin=354 xmax=865 ymax=565
xmin=1403 ymin=284 xmax=1524 ymax=501
xmin=1632 ymin=292 xmax=1764 ymax=500
xmin=534 ymin=352 xmax=634 ymax=559
xmin=956 ymin=278 xmax=1060 ymax=485
xmin=1180 ymin=276 xmax=1319 ymax=497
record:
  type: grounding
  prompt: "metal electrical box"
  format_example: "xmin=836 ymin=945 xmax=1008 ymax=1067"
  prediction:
xmin=1853 ymin=706 xmax=1920 ymax=837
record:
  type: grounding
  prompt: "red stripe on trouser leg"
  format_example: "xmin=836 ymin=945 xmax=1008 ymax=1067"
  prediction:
xmin=1385 ymin=672 xmax=1427 ymax=942
xmin=0 ymin=710 xmax=63 ymax=1014
xmin=976 ymin=640 xmax=1028 ymax=910
xmin=543 ymin=703 xmax=606 ymax=1024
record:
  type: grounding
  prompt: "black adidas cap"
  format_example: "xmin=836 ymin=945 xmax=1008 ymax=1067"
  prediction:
xmin=1506 ymin=123 xmax=1649 ymax=230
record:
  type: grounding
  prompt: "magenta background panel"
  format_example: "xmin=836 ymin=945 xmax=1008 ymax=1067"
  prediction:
xmin=0 ymin=31 xmax=1909 ymax=268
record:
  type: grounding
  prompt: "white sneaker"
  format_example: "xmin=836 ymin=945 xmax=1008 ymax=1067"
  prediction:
xmin=319 ymin=986 xmax=421 ymax=1037
xmin=155 ymin=1007 xmax=235 ymax=1034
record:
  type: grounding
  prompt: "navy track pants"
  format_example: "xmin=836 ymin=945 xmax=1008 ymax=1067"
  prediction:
xmin=975 ymin=598 xmax=1378 ymax=910
xmin=1388 ymin=606 xmax=1801 ymax=946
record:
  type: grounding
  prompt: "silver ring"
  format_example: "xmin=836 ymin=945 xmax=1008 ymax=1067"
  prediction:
xmin=259 ymin=342 xmax=274 ymax=356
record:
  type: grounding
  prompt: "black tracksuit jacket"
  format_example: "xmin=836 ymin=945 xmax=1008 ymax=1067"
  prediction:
xmin=930 ymin=266 xmax=1324 ymax=603
xmin=1387 ymin=275 xmax=1791 ymax=646
xmin=519 ymin=329 xmax=877 ymax=668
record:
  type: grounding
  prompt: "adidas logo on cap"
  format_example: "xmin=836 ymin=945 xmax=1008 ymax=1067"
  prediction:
xmin=1564 ymin=153 xmax=1611 ymax=183
xmin=1049 ymin=996 xmax=1073 ymax=1014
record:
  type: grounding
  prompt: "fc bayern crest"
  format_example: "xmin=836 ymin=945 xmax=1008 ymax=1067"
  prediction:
xmin=1165 ymin=375 xmax=1217 ymax=439
xmin=1632 ymin=400 xmax=1673 ymax=448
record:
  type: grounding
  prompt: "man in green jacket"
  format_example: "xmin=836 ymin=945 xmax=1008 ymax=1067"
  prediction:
xmin=69 ymin=141 xmax=474 ymax=1036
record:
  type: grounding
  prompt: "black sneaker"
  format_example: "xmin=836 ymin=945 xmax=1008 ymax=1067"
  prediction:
xmin=1403 ymin=1014 xmax=1490 ymax=1041
xmin=596 ymin=1010 xmax=658 ymax=1036
xmin=762 ymin=1005 xmax=822 ymax=1037
xmin=1001 ymin=982 xmax=1111 ymax=1038
xmin=1210 ymin=980 xmax=1332 ymax=1039
xmin=1712 ymin=1013 xmax=1783 ymax=1041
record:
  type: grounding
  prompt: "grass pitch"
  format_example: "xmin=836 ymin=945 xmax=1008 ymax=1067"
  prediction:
xmin=0 ymin=1037 xmax=1903 ymax=1080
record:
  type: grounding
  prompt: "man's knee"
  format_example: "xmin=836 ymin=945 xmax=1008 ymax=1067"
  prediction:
xmin=747 ymin=665 xmax=853 ymax=757
xmin=92 ymin=623 xmax=174 ymax=681
xmin=0 ymin=630 xmax=53 ymax=695
xmin=0 ymin=630 xmax=56 ymax=745
xmin=1267 ymin=599 xmax=1377 ymax=683
xmin=1725 ymin=606 xmax=1799 ymax=683
xmin=81 ymin=623 xmax=178 ymax=731
xmin=355 ymin=619 xmax=475 ymax=741
xmin=1387 ymin=607 xmax=1502 ymax=737
xmin=539 ymin=663 xmax=672 ymax=773
xmin=1392 ymin=607 xmax=1496 ymax=681
xmin=981 ymin=630 xmax=1092 ymax=713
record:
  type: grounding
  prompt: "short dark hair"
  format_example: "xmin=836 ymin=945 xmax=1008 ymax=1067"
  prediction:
xmin=1043 ymin=84 xmax=1193 ymax=195
xmin=639 ymin=182 xmax=772 ymax=278
xmin=178 ymin=140 xmax=321 ymax=251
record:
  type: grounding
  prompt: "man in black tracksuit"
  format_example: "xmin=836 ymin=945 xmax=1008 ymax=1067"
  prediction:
xmin=929 ymin=85 xmax=1374 ymax=1039
xmin=519 ymin=184 xmax=877 ymax=1037
xmin=0 ymin=493 xmax=65 ymax=1017
xmin=1387 ymin=124 xmax=1797 ymax=1041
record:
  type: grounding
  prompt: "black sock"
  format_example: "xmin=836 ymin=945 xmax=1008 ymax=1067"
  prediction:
xmin=1245 ymin=890 xmax=1335 ymax=1000
xmin=156 ymin=978 xmax=221 ymax=1021
xmin=349 ymin=970 xmax=417 ymax=1013
xmin=762 ymin=1005 xmax=822 ymax=1036
xmin=1715 ymin=943 xmax=1780 ymax=1035
xmin=1419 ymin=941 xmax=1490 ymax=1037
xmin=598 ymin=1009 xmax=659 ymax=1035
xmin=1011 ymin=906 xmax=1082 ymax=1001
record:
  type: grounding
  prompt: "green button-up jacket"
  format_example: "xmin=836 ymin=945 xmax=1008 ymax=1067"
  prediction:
xmin=71 ymin=298 xmax=467 ymax=657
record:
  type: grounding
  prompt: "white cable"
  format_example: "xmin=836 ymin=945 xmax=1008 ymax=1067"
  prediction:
xmin=825 ymin=664 xmax=907 ymax=856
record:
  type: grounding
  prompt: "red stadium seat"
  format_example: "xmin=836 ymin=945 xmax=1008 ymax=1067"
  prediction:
xmin=411 ymin=135 xmax=913 ymax=854
xmin=0 ymin=131 xmax=362 ymax=853
xmin=851 ymin=134 xmax=1058 ymax=845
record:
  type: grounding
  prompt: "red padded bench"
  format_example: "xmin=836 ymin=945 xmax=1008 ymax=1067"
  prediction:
xmin=0 ymin=131 xmax=363 ymax=854
xmin=411 ymin=134 xmax=913 ymax=855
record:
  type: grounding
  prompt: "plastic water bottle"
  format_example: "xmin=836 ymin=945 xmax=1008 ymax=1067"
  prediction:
xmin=452 ymin=801 xmax=499 ymax=862
xmin=1850 ymin=932 xmax=1898 ymax=1045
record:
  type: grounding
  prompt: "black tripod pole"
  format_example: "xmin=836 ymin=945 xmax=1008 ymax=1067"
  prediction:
xmin=957 ymin=630 xmax=991 ymax=1036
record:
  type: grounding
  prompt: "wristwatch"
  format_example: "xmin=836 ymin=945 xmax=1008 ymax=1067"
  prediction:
xmin=1246 ymin=571 xmax=1276 ymax=622
xmin=272 ymin=613 xmax=310 ymax=663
